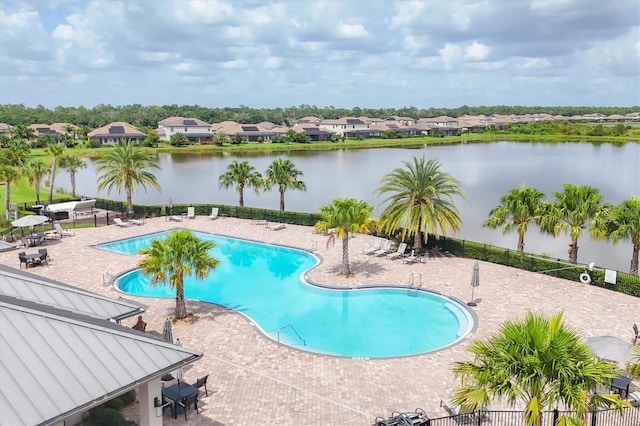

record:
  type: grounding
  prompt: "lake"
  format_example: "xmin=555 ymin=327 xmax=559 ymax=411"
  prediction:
xmin=64 ymin=141 xmax=640 ymax=272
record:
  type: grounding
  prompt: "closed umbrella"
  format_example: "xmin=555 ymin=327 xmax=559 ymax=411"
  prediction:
xmin=162 ymin=319 xmax=173 ymax=344
xmin=586 ymin=336 xmax=634 ymax=368
xmin=12 ymin=215 xmax=49 ymax=228
xmin=174 ymin=338 xmax=184 ymax=383
xmin=468 ymin=261 xmax=480 ymax=306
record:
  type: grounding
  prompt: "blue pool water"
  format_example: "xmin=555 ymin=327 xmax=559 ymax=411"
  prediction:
xmin=99 ymin=231 xmax=474 ymax=358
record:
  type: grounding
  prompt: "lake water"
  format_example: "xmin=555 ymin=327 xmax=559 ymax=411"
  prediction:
xmin=64 ymin=141 xmax=640 ymax=272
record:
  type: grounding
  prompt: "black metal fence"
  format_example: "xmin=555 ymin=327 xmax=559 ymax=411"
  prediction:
xmin=376 ymin=407 xmax=640 ymax=426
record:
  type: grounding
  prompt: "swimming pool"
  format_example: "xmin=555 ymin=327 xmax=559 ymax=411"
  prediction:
xmin=99 ymin=231 xmax=475 ymax=358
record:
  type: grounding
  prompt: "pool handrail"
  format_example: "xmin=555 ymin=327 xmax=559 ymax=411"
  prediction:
xmin=277 ymin=324 xmax=306 ymax=347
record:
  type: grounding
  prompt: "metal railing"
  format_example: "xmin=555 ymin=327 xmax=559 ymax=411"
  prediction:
xmin=276 ymin=324 xmax=306 ymax=347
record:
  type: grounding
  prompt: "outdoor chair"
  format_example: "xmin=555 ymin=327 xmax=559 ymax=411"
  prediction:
xmin=192 ymin=374 xmax=209 ymax=396
xmin=114 ymin=218 xmax=132 ymax=228
xmin=129 ymin=218 xmax=145 ymax=226
xmin=209 ymin=207 xmax=219 ymax=220
xmin=38 ymin=249 xmax=49 ymax=265
xmin=176 ymin=393 xmax=199 ymax=420
xmin=403 ymin=249 xmax=419 ymax=264
xmin=633 ymin=324 xmax=639 ymax=345
xmin=18 ymin=252 xmax=29 ymax=269
xmin=363 ymin=238 xmax=383 ymax=255
xmin=169 ymin=215 xmax=182 ymax=222
xmin=387 ymin=242 xmax=407 ymax=260
xmin=268 ymin=222 xmax=286 ymax=231
xmin=440 ymin=399 xmax=490 ymax=424
xmin=54 ymin=223 xmax=75 ymax=236
xmin=187 ymin=206 xmax=196 ymax=219
xmin=373 ymin=240 xmax=392 ymax=256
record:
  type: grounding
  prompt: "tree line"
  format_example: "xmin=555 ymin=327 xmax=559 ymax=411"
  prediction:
xmin=1 ymin=103 xmax=638 ymax=129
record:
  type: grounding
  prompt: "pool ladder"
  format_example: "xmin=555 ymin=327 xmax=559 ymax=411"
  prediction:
xmin=277 ymin=324 xmax=306 ymax=347
xmin=407 ymin=273 xmax=422 ymax=296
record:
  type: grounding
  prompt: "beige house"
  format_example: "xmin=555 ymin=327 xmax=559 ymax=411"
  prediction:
xmin=318 ymin=117 xmax=370 ymax=137
xmin=88 ymin=122 xmax=146 ymax=145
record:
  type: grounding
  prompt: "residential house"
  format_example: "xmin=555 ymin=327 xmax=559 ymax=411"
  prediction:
xmin=88 ymin=122 xmax=146 ymax=145
xmin=0 ymin=264 xmax=202 ymax=426
xmin=29 ymin=122 xmax=80 ymax=142
xmin=157 ymin=117 xmax=212 ymax=142
xmin=291 ymin=124 xmax=335 ymax=142
xmin=292 ymin=116 xmax=320 ymax=126
xmin=211 ymin=121 xmax=287 ymax=142
xmin=318 ymin=117 xmax=370 ymax=137
xmin=0 ymin=123 xmax=12 ymax=133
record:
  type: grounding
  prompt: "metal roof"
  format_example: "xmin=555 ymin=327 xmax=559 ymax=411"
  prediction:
xmin=0 ymin=294 xmax=202 ymax=426
xmin=0 ymin=265 xmax=145 ymax=321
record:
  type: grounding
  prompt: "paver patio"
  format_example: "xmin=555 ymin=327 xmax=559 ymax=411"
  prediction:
xmin=2 ymin=216 xmax=638 ymax=425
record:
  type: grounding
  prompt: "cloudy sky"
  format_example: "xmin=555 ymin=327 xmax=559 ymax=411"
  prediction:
xmin=0 ymin=0 xmax=638 ymax=109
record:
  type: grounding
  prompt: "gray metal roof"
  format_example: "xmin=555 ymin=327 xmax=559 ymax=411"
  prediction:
xmin=0 ymin=294 xmax=202 ymax=426
xmin=0 ymin=264 xmax=145 ymax=321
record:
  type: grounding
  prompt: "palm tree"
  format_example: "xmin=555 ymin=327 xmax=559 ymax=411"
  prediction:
xmin=483 ymin=184 xmax=545 ymax=252
xmin=374 ymin=157 xmax=465 ymax=252
xmin=95 ymin=141 xmax=160 ymax=217
xmin=9 ymin=124 xmax=35 ymax=144
xmin=628 ymin=346 xmax=640 ymax=380
xmin=22 ymin=160 xmax=49 ymax=205
xmin=45 ymin=144 xmax=65 ymax=205
xmin=0 ymin=165 xmax=20 ymax=215
xmin=139 ymin=229 xmax=220 ymax=319
xmin=452 ymin=311 xmax=627 ymax=426
xmin=315 ymin=198 xmax=373 ymax=275
xmin=218 ymin=160 xmax=263 ymax=207
xmin=264 ymin=158 xmax=306 ymax=212
xmin=539 ymin=184 xmax=604 ymax=264
xmin=591 ymin=195 xmax=640 ymax=275
xmin=59 ymin=154 xmax=87 ymax=198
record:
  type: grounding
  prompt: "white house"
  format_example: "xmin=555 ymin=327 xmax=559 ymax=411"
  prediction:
xmin=157 ymin=117 xmax=212 ymax=142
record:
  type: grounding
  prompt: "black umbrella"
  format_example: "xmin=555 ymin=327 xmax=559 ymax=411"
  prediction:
xmin=468 ymin=261 xmax=480 ymax=306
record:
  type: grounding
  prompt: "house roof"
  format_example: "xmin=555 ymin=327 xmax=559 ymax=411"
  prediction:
xmin=0 ymin=293 xmax=202 ymax=426
xmin=158 ymin=116 xmax=211 ymax=127
xmin=88 ymin=122 xmax=145 ymax=138
xmin=0 ymin=264 xmax=145 ymax=321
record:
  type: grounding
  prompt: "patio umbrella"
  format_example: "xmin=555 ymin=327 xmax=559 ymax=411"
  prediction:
xmin=468 ymin=261 xmax=480 ymax=306
xmin=586 ymin=335 xmax=634 ymax=368
xmin=11 ymin=215 xmax=49 ymax=228
xmin=174 ymin=338 xmax=184 ymax=382
xmin=162 ymin=319 xmax=173 ymax=344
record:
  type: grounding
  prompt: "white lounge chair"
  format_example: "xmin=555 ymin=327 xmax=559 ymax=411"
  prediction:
xmin=129 ymin=218 xmax=145 ymax=226
xmin=268 ymin=222 xmax=286 ymax=231
xmin=114 ymin=218 xmax=132 ymax=228
xmin=169 ymin=215 xmax=182 ymax=222
xmin=363 ymin=238 xmax=383 ymax=255
xmin=387 ymin=242 xmax=407 ymax=260
xmin=403 ymin=249 xmax=419 ymax=264
xmin=373 ymin=240 xmax=392 ymax=256
xmin=53 ymin=223 xmax=75 ymax=237
xmin=252 ymin=219 xmax=268 ymax=226
xmin=187 ymin=206 xmax=196 ymax=219
xmin=209 ymin=207 xmax=219 ymax=220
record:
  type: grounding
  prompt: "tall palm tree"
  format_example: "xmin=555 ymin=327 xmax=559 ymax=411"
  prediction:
xmin=218 ymin=160 xmax=263 ymax=207
xmin=9 ymin=124 xmax=35 ymax=144
xmin=95 ymin=141 xmax=161 ymax=217
xmin=374 ymin=157 xmax=465 ymax=252
xmin=539 ymin=184 xmax=604 ymax=264
xmin=452 ymin=311 xmax=627 ymax=426
xmin=59 ymin=154 xmax=87 ymax=198
xmin=264 ymin=158 xmax=306 ymax=212
xmin=483 ymin=184 xmax=545 ymax=252
xmin=22 ymin=160 xmax=49 ymax=205
xmin=0 ymin=165 xmax=20 ymax=215
xmin=45 ymin=144 xmax=65 ymax=205
xmin=315 ymin=198 xmax=373 ymax=275
xmin=139 ymin=229 xmax=220 ymax=319
xmin=591 ymin=195 xmax=640 ymax=275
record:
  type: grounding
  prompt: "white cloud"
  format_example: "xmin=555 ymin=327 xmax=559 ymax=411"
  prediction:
xmin=221 ymin=59 xmax=249 ymax=70
xmin=263 ymin=57 xmax=283 ymax=70
xmin=439 ymin=43 xmax=463 ymax=69
xmin=336 ymin=22 xmax=368 ymax=39
xmin=464 ymin=41 xmax=490 ymax=61
xmin=173 ymin=0 xmax=234 ymax=24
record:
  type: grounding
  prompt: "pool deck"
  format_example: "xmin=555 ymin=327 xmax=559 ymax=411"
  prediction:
xmin=2 ymin=216 xmax=638 ymax=425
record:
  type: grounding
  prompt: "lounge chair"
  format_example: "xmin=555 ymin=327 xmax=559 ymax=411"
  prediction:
xmin=440 ymin=399 xmax=489 ymax=424
xmin=129 ymin=218 xmax=145 ymax=226
xmin=363 ymin=238 xmax=383 ymax=255
xmin=634 ymin=324 xmax=639 ymax=344
xmin=268 ymin=222 xmax=286 ymax=231
xmin=114 ymin=218 xmax=132 ymax=228
xmin=403 ymin=249 xmax=419 ymax=264
xmin=629 ymin=391 xmax=640 ymax=407
xmin=252 ymin=219 xmax=268 ymax=226
xmin=169 ymin=215 xmax=182 ymax=222
xmin=54 ymin=223 xmax=75 ymax=237
xmin=187 ymin=206 xmax=196 ymax=219
xmin=373 ymin=240 xmax=392 ymax=256
xmin=387 ymin=242 xmax=407 ymax=260
xmin=209 ymin=207 xmax=219 ymax=220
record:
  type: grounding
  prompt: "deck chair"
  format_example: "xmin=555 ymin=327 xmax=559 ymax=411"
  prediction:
xmin=54 ymin=222 xmax=75 ymax=236
xmin=387 ymin=242 xmax=407 ymax=260
xmin=634 ymin=324 xmax=639 ymax=344
xmin=363 ymin=238 xmax=383 ymax=255
xmin=192 ymin=374 xmax=209 ymax=396
xmin=129 ymin=218 xmax=145 ymax=226
xmin=403 ymin=249 xmax=419 ymax=264
xmin=18 ymin=252 xmax=29 ymax=269
xmin=38 ymin=249 xmax=49 ymax=265
xmin=268 ymin=222 xmax=286 ymax=231
xmin=187 ymin=206 xmax=196 ymax=219
xmin=209 ymin=207 xmax=219 ymax=220
xmin=373 ymin=240 xmax=392 ymax=256
xmin=440 ymin=399 xmax=489 ymax=424
xmin=114 ymin=218 xmax=131 ymax=228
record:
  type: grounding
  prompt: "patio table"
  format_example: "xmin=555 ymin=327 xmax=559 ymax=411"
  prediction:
xmin=161 ymin=382 xmax=198 ymax=418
